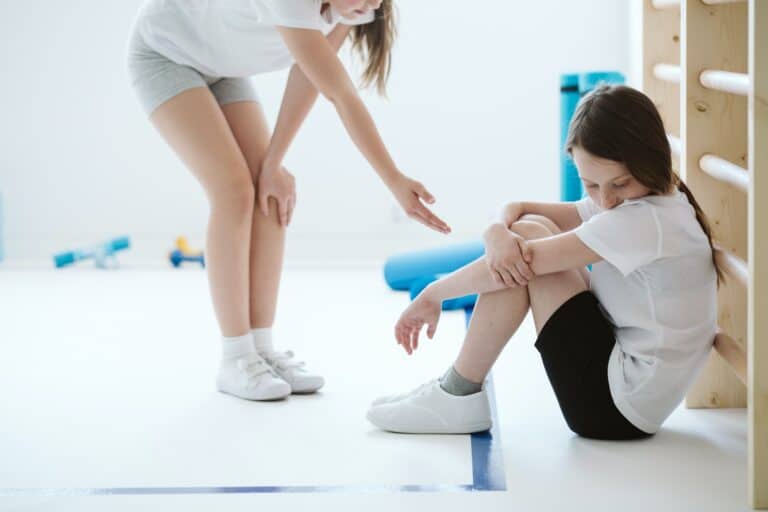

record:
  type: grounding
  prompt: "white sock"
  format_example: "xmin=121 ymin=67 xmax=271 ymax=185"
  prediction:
xmin=251 ymin=327 xmax=274 ymax=354
xmin=222 ymin=333 xmax=254 ymax=361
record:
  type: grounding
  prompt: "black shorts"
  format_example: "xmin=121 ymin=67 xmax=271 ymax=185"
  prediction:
xmin=535 ymin=291 xmax=652 ymax=441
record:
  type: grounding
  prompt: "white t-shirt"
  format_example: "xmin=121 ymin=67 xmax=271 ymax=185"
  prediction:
xmin=573 ymin=191 xmax=718 ymax=433
xmin=133 ymin=0 xmax=375 ymax=78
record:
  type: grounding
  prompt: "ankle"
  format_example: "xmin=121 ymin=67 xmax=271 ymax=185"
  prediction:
xmin=251 ymin=327 xmax=275 ymax=354
xmin=440 ymin=366 xmax=483 ymax=396
xmin=221 ymin=333 xmax=254 ymax=361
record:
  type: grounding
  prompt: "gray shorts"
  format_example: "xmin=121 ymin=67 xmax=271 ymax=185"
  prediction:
xmin=126 ymin=29 xmax=260 ymax=116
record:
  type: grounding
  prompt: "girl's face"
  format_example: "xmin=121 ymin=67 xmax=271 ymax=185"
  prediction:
xmin=327 ymin=0 xmax=382 ymax=18
xmin=572 ymin=146 xmax=652 ymax=210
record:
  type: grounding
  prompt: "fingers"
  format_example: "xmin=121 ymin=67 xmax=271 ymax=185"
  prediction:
xmin=516 ymin=261 xmax=534 ymax=281
xmin=522 ymin=243 xmax=533 ymax=263
xmin=426 ymin=318 xmax=438 ymax=339
xmin=259 ymin=189 xmax=270 ymax=217
xmin=277 ymin=198 xmax=288 ymax=227
xmin=286 ymin=197 xmax=295 ymax=226
xmin=412 ymin=204 xmax=451 ymax=234
xmin=395 ymin=319 xmax=412 ymax=354
xmin=508 ymin=264 xmax=527 ymax=287
xmin=416 ymin=183 xmax=436 ymax=204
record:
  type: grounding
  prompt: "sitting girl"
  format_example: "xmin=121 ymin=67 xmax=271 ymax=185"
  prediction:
xmin=367 ymin=85 xmax=723 ymax=440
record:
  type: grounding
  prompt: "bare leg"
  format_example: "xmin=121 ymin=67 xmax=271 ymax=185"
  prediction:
xmin=151 ymin=89 xmax=254 ymax=337
xmin=219 ymin=102 xmax=284 ymax=329
xmin=451 ymin=219 xmax=588 ymax=383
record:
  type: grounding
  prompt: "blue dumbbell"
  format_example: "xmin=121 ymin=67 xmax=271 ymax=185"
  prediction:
xmin=169 ymin=249 xmax=205 ymax=268
xmin=53 ymin=237 xmax=131 ymax=269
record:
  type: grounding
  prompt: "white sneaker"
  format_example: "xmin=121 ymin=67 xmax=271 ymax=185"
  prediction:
xmin=366 ymin=379 xmax=492 ymax=434
xmin=261 ymin=350 xmax=325 ymax=394
xmin=217 ymin=352 xmax=291 ymax=401
xmin=370 ymin=380 xmax=436 ymax=408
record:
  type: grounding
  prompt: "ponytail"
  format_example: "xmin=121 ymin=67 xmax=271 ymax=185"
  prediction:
xmin=350 ymin=0 xmax=396 ymax=96
xmin=673 ymin=174 xmax=726 ymax=285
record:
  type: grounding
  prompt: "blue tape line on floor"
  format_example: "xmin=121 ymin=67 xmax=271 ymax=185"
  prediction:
xmin=1 ymin=308 xmax=507 ymax=496
xmin=0 ymin=385 xmax=506 ymax=496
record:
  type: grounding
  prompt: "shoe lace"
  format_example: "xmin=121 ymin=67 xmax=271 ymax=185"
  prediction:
xmin=399 ymin=379 xmax=438 ymax=399
xmin=415 ymin=379 xmax=439 ymax=396
xmin=265 ymin=350 xmax=306 ymax=372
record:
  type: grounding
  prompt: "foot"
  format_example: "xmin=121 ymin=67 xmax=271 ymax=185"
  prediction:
xmin=261 ymin=350 xmax=325 ymax=394
xmin=217 ymin=352 xmax=291 ymax=401
xmin=366 ymin=379 xmax=491 ymax=434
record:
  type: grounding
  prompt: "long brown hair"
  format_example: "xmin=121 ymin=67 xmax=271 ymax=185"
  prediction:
xmin=350 ymin=0 xmax=397 ymax=96
xmin=565 ymin=84 xmax=725 ymax=284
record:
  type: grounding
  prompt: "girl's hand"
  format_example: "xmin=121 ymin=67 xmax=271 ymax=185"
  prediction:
xmin=483 ymin=223 xmax=534 ymax=287
xmin=394 ymin=289 xmax=442 ymax=355
xmin=388 ymin=174 xmax=451 ymax=234
xmin=258 ymin=163 xmax=296 ymax=227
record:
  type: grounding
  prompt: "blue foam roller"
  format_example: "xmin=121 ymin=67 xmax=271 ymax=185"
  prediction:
xmin=383 ymin=241 xmax=485 ymax=291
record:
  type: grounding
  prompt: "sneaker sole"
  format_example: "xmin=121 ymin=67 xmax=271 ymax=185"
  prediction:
xmin=291 ymin=386 xmax=324 ymax=395
xmin=376 ymin=422 xmax=492 ymax=435
xmin=366 ymin=411 xmax=492 ymax=434
xmin=217 ymin=386 xmax=290 ymax=402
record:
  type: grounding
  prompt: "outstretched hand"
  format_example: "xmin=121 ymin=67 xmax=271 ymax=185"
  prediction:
xmin=388 ymin=174 xmax=451 ymax=234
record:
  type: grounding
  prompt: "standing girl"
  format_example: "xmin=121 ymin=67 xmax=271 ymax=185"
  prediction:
xmin=127 ymin=0 xmax=451 ymax=402
xmin=368 ymin=85 xmax=723 ymax=439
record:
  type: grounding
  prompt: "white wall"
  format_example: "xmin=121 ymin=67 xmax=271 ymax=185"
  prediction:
xmin=0 ymin=0 xmax=630 ymax=264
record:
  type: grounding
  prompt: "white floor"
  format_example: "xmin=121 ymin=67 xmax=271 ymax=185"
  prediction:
xmin=0 ymin=266 xmax=752 ymax=511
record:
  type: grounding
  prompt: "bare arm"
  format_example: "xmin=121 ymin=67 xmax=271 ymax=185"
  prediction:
xmin=526 ymin=233 xmax=601 ymax=275
xmin=502 ymin=201 xmax=583 ymax=232
xmin=424 ymin=233 xmax=601 ymax=304
xmin=262 ymin=24 xmax=352 ymax=170
xmin=276 ymin=26 xmax=400 ymax=185
xmin=274 ymin=26 xmax=450 ymax=233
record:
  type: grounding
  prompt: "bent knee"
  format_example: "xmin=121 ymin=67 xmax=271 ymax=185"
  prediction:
xmin=209 ymin=173 xmax=256 ymax=216
xmin=518 ymin=214 xmax=562 ymax=234
xmin=509 ymin=218 xmax=554 ymax=240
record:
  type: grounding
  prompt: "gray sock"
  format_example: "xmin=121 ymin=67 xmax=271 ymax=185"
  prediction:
xmin=439 ymin=366 xmax=482 ymax=396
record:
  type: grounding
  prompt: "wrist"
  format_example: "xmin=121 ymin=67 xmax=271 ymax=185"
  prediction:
xmin=262 ymin=154 xmax=283 ymax=174
xmin=421 ymin=282 xmax=444 ymax=305
xmin=380 ymin=168 xmax=404 ymax=188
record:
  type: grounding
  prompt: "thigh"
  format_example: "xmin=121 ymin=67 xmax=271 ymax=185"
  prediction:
xmin=519 ymin=213 xmax=590 ymax=288
xmin=150 ymin=87 xmax=253 ymax=196
xmin=508 ymin=218 xmax=589 ymax=334
xmin=218 ymin=100 xmax=272 ymax=181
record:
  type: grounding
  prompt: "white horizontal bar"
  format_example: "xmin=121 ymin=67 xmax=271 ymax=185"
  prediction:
xmin=700 ymin=69 xmax=750 ymax=96
xmin=702 ymin=0 xmax=746 ymax=5
xmin=720 ymin=250 xmax=748 ymax=289
xmin=699 ymin=154 xmax=750 ymax=192
xmin=668 ymin=134 xmax=682 ymax=158
xmin=653 ymin=63 xmax=681 ymax=84
xmin=651 ymin=0 xmax=680 ymax=9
